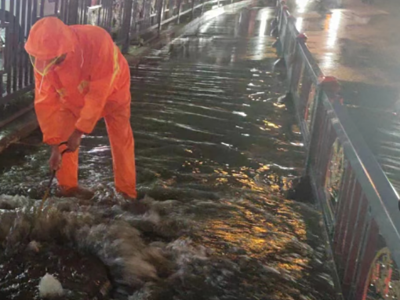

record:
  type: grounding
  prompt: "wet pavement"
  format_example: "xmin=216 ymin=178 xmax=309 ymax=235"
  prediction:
xmin=0 ymin=3 xmax=337 ymax=299
xmin=341 ymin=82 xmax=400 ymax=192
xmin=287 ymin=0 xmax=397 ymax=87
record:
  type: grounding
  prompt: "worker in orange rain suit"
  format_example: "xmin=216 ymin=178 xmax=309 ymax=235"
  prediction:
xmin=25 ymin=17 xmax=137 ymax=200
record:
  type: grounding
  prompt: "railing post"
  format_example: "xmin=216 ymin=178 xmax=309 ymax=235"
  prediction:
xmin=121 ymin=0 xmax=133 ymax=53
xmin=200 ymin=0 xmax=205 ymax=16
xmin=131 ymin=0 xmax=138 ymax=37
xmin=288 ymin=33 xmax=307 ymax=90
xmin=168 ymin=0 xmax=174 ymax=19
xmin=177 ymin=0 xmax=182 ymax=24
xmin=278 ymin=6 xmax=289 ymax=49
xmin=320 ymin=76 xmax=342 ymax=104
xmin=157 ymin=0 xmax=164 ymax=35
xmin=191 ymin=0 xmax=196 ymax=19
xmin=67 ymin=0 xmax=79 ymax=25
xmin=304 ymin=76 xmax=341 ymax=173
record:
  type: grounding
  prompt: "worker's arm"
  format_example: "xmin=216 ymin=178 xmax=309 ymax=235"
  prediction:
xmin=74 ymin=40 xmax=117 ymax=134
xmin=33 ymin=71 xmax=63 ymax=145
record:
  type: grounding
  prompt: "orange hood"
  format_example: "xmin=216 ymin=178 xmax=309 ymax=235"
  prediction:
xmin=25 ymin=17 xmax=75 ymax=60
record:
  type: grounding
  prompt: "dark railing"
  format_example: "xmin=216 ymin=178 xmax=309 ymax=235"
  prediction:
xmin=274 ymin=1 xmax=400 ymax=299
xmin=0 ymin=0 xmax=235 ymax=105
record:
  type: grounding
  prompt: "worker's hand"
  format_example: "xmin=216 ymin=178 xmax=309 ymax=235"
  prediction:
xmin=49 ymin=146 xmax=62 ymax=171
xmin=67 ymin=129 xmax=83 ymax=152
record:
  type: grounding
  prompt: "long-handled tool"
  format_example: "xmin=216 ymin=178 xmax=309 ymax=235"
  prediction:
xmin=38 ymin=142 xmax=69 ymax=215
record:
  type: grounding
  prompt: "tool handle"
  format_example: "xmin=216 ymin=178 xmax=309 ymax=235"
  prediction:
xmin=39 ymin=141 xmax=72 ymax=214
xmin=47 ymin=141 xmax=69 ymax=187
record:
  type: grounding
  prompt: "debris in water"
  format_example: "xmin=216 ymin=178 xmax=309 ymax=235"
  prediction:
xmin=27 ymin=240 xmax=41 ymax=252
xmin=38 ymin=273 xmax=63 ymax=298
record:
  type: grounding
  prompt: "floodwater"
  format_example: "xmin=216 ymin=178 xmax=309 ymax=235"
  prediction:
xmin=0 ymin=3 xmax=337 ymax=300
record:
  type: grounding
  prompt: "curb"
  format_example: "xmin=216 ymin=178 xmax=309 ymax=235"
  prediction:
xmin=0 ymin=110 xmax=38 ymax=154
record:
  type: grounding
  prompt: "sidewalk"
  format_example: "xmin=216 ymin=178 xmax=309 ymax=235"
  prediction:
xmin=287 ymin=0 xmax=400 ymax=88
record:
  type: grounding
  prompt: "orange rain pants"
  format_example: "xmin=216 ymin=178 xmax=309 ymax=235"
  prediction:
xmin=25 ymin=17 xmax=137 ymax=198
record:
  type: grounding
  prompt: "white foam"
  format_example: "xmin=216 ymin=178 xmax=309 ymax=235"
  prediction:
xmin=143 ymin=210 xmax=160 ymax=224
xmin=38 ymin=273 xmax=63 ymax=298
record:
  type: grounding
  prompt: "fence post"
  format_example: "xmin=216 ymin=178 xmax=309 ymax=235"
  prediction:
xmin=278 ymin=4 xmax=288 ymax=37
xmin=130 ymin=0 xmax=138 ymax=39
xmin=200 ymin=0 xmax=205 ymax=16
xmin=121 ymin=0 xmax=133 ymax=53
xmin=191 ymin=0 xmax=196 ymax=19
xmin=278 ymin=6 xmax=289 ymax=49
xmin=177 ymin=0 xmax=182 ymax=24
xmin=67 ymin=0 xmax=79 ymax=25
xmin=288 ymin=33 xmax=307 ymax=90
xmin=320 ymin=76 xmax=342 ymax=104
xmin=304 ymin=76 xmax=342 ymax=173
xmin=168 ymin=0 xmax=174 ymax=19
xmin=157 ymin=0 xmax=164 ymax=35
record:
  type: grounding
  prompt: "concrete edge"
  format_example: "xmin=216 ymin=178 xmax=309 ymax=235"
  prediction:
xmin=0 ymin=111 xmax=38 ymax=154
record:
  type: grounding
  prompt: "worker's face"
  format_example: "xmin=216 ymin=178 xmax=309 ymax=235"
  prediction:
xmin=29 ymin=53 xmax=67 ymax=76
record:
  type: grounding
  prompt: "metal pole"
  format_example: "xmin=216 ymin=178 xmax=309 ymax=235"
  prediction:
xmin=157 ymin=0 xmax=164 ymax=35
xmin=121 ymin=0 xmax=133 ymax=53
xmin=191 ymin=0 xmax=195 ymax=19
xmin=200 ymin=0 xmax=204 ymax=17
xmin=176 ymin=0 xmax=182 ymax=24
xmin=68 ymin=0 xmax=79 ymax=25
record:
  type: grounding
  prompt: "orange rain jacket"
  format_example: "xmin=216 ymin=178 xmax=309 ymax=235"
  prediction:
xmin=25 ymin=17 xmax=136 ymax=198
xmin=25 ymin=17 xmax=131 ymax=144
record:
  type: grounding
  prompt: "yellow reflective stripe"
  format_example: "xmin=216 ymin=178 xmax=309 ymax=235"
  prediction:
xmin=56 ymin=88 xmax=66 ymax=98
xmin=111 ymin=45 xmax=120 ymax=85
xmin=29 ymin=55 xmax=59 ymax=77
xmin=78 ymin=80 xmax=89 ymax=94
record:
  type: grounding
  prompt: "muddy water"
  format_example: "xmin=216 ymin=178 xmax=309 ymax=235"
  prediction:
xmin=0 ymin=3 xmax=337 ymax=300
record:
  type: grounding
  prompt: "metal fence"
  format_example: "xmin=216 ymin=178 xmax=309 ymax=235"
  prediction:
xmin=0 ymin=0 xmax=232 ymax=105
xmin=274 ymin=1 xmax=400 ymax=299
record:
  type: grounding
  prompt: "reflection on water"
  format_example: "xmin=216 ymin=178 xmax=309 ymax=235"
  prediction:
xmin=325 ymin=10 xmax=341 ymax=49
xmin=0 ymin=3 xmax=337 ymax=299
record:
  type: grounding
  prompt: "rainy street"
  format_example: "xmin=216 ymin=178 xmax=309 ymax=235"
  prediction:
xmin=0 ymin=2 xmax=337 ymax=299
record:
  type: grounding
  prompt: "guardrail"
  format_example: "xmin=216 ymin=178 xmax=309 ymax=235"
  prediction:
xmin=0 ymin=0 xmax=233 ymax=106
xmin=273 ymin=1 xmax=400 ymax=299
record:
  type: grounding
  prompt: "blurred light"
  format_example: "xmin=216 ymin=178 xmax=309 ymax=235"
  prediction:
xmin=257 ymin=9 xmax=271 ymax=37
xmin=326 ymin=10 xmax=342 ymax=48
xmin=296 ymin=17 xmax=303 ymax=32
xmin=296 ymin=0 xmax=311 ymax=14
xmin=233 ymin=111 xmax=247 ymax=117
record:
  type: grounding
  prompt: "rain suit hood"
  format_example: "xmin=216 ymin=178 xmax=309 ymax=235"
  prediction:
xmin=25 ymin=17 xmax=75 ymax=60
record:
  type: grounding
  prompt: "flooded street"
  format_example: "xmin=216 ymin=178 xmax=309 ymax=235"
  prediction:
xmin=0 ymin=3 xmax=337 ymax=299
